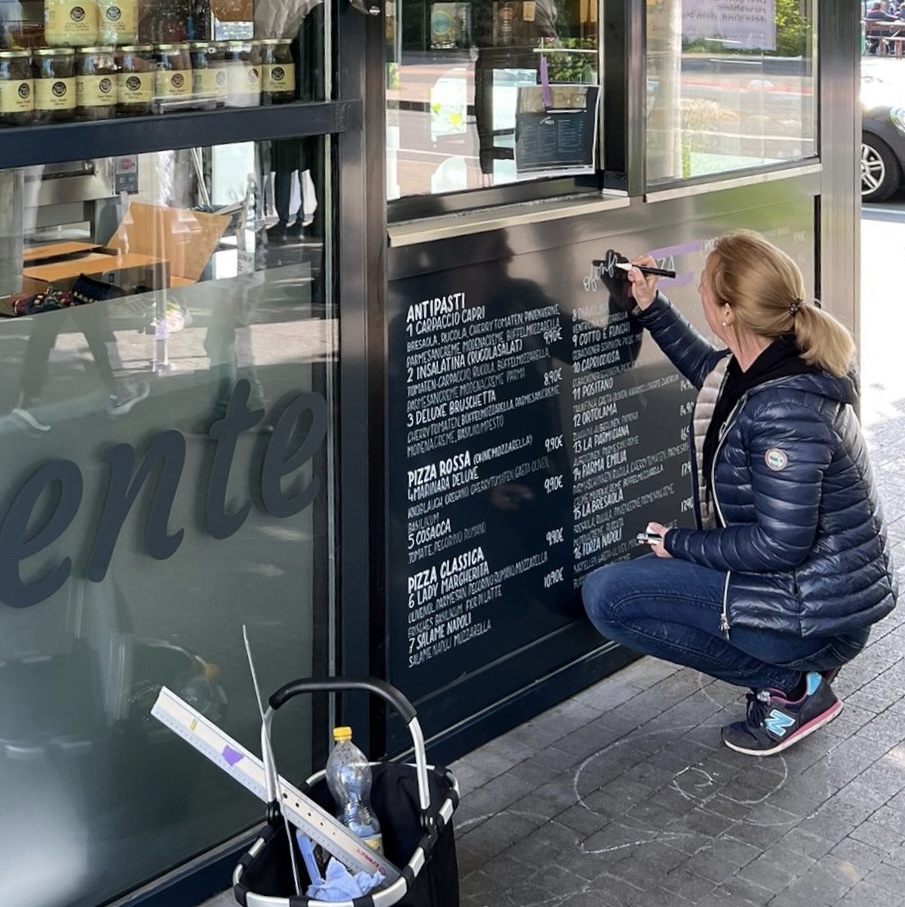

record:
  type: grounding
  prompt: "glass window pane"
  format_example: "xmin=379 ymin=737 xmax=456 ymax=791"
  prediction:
xmin=646 ymin=0 xmax=816 ymax=187
xmin=0 ymin=136 xmax=334 ymax=906
xmin=387 ymin=0 xmax=599 ymax=200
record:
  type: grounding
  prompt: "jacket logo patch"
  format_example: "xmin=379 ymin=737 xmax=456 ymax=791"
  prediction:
xmin=765 ymin=448 xmax=788 ymax=471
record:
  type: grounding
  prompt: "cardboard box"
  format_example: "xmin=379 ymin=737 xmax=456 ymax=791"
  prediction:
xmin=19 ymin=202 xmax=230 ymax=297
xmin=22 ymin=251 xmax=170 ymax=296
xmin=23 ymin=241 xmax=104 ymax=265
xmin=107 ymin=203 xmax=232 ymax=285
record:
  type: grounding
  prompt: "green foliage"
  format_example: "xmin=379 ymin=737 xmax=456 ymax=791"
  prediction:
xmin=543 ymin=38 xmax=597 ymax=83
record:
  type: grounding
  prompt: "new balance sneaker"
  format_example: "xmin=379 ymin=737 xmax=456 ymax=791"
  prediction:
xmin=721 ymin=672 xmax=842 ymax=756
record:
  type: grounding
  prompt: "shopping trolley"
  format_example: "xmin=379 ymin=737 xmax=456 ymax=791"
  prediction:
xmin=232 ymin=677 xmax=460 ymax=907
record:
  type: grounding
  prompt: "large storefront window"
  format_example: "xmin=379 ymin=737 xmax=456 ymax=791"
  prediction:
xmin=0 ymin=0 xmax=336 ymax=899
xmin=387 ymin=0 xmax=600 ymax=200
xmin=0 ymin=135 xmax=335 ymax=905
xmin=646 ymin=0 xmax=816 ymax=186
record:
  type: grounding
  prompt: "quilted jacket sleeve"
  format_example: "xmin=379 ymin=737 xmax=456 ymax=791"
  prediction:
xmin=664 ymin=397 xmax=836 ymax=572
xmin=638 ymin=292 xmax=727 ymax=390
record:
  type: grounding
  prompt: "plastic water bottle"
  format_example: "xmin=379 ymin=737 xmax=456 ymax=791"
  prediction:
xmin=325 ymin=726 xmax=384 ymax=854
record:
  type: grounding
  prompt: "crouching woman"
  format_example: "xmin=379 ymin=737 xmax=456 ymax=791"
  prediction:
xmin=582 ymin=230 xmax=897 ymax=756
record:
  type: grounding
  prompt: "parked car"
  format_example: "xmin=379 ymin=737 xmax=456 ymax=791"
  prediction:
xmin=862 ymin=75 xmax=905 ymax=202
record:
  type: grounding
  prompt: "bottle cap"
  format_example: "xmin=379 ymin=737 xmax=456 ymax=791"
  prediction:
xmin=332 ymin=726 xmax=352 ymax=741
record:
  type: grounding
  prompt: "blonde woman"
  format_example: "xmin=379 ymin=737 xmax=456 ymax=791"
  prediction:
xmin=582 ymin=231 xmax=897 ymax=756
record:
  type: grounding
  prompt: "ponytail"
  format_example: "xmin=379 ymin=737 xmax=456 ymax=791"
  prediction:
xmin=791 ymin=303 xmax=855 ymax=378
xmin=710 ymin=231 xmax=855 ymax=378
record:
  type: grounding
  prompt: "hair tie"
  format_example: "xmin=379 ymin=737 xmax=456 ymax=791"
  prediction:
xmin=789 ymin=299 xmax=803 ymax=317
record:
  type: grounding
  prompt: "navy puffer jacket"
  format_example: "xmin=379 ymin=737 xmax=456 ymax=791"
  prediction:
xmin=639 ymin=293 xmax=897 ymax=638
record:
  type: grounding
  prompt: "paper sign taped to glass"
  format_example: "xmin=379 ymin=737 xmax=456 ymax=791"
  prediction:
xmin=514 ymin=83 xmax=599 ymax=173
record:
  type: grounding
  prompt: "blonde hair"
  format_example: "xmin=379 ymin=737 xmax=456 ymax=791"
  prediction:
xmin=708 ymin=230 xmax=855 ymax=378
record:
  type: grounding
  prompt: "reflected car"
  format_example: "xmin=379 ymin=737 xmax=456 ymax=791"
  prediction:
xmin=862 ymin=75 xmax=905 ymax=203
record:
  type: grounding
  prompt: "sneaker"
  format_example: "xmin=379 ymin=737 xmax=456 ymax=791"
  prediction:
xmin=721 ymin=672 xmax=842 ymax=756
xmin=286 ymin=219 xmax=304 ymax=238
xmin=12 ymin=406 xmax=51 ymax=433
xmin=108 ymin=380 xmax=150 ymax=417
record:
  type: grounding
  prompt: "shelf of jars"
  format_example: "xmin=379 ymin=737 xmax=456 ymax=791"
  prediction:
xmin=0 ymin=0 xmax=349 ymax=167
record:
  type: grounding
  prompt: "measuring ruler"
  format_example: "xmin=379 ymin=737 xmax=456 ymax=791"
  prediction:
xmin=152 ymin=686 xmax=400 ymax=882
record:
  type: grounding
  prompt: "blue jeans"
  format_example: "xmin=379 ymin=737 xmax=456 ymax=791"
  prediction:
xmin=582 ymin=555 xmax=868 ymax=693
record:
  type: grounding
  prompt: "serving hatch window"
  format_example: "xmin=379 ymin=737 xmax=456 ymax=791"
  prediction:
xmin=645 ymin=0 xmax=816 ymax=187
xmin=386 ymin=0 xmax=600 ymax=202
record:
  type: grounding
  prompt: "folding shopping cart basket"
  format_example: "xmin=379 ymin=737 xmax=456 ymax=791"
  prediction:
xmin=232 ymin=677 xmax=460 ymax=907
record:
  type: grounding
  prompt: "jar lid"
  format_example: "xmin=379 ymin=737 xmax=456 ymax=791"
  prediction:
xmin=77 ymin=46 xmax=116 ymax=53
xmin=34 ymin=47 xmax=76 ymax=56
xmin=0 ymin=50 xmax=30 ymax=58
xmin=156 ymin=42 xmax=190 ymax=50
xmin=119 ymin=44 xmax=154 ymax=51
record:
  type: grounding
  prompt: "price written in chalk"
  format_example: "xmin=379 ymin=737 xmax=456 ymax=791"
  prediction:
xmin=543 ymin=326 xmax=562 ymax=344
xmin=544 ymin=367 xmax=562 ymax=387
xmin=544 ymin=475 xmax=564 ymax=494
xmin=543 ymin=568 xmax=565 ymax=588
xmin=544 ymin=434 xmax=563 ymax=452
xmin=546 ymin=527 xmax=564 ymax=546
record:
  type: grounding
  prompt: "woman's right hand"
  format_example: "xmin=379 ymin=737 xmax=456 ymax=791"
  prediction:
xmin=627 ymin=254 xmax=660 ymax=311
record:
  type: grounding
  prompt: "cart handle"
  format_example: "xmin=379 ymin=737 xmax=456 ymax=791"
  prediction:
xmin=263 ymin=676 xmax=433 ymax=823
xmin=269 ymin=676 xmax=416 ymax=723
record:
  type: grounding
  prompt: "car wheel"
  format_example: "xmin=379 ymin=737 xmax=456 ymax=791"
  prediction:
xmin=862 ymin=133 xmax=901 ymax=203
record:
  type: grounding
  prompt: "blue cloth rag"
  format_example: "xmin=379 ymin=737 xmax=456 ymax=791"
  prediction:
xmin=305 ymin=857 xmax=384 ymax=901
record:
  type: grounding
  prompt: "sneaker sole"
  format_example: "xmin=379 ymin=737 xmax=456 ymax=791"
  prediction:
xmin=11 ymin=408 xmax=51 ymax=433
xmin=108 ymin=383 xmax=151 ymax=417
xmin=722 ymin=699 xmax=844 ymax=757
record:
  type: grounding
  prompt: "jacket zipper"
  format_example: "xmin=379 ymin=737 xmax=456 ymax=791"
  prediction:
xmin=708 ymin=375 xmax=803 ymax=637
xmin=710 ymin=394 xmax=745 ymax=638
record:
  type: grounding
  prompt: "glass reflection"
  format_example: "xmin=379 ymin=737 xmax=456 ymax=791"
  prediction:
xmin=646 ymin=0 xmax=816 ymax=186
xmin=0 ymin=137 xmax=333 ymax=907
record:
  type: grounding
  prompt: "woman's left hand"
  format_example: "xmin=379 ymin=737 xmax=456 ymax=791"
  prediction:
xmin=647 ymin=521 xmax=672 ymax=558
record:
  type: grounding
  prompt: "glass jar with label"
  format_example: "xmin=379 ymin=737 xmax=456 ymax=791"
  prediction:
xmin=222 ymin=40 xmax=260 ymax=108
xmin=154 ymin=42 xmax=192 ymax=108
xmin=75 ymin=45 xmax=115 ymax=119
xmin=96 ymin=0 xmax=137 ymax=45
xmin=0 ymin=50 xmax=34 ymax=126
xmin=116 ymin=43 xmax=153 ymax=115
xmin=260 ymin=38 xmax=294 ymax=105
xmin=189 ymin=41 xmax=225 ymax=106
xmin=44 ymin=0 xmax=99 ymax=47
xmin=32 ymin=47 xmax=76 ymax=123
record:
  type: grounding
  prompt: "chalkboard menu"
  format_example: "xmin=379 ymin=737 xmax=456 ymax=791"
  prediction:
xmin=514 ymin=85 xmax=599 ymax=173
xmin=386 ymin=239 xmax=697 ymax=708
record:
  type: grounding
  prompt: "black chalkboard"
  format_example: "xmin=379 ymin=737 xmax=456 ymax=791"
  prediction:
xmin=385 ymin=237 xmax=693 ymax=714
